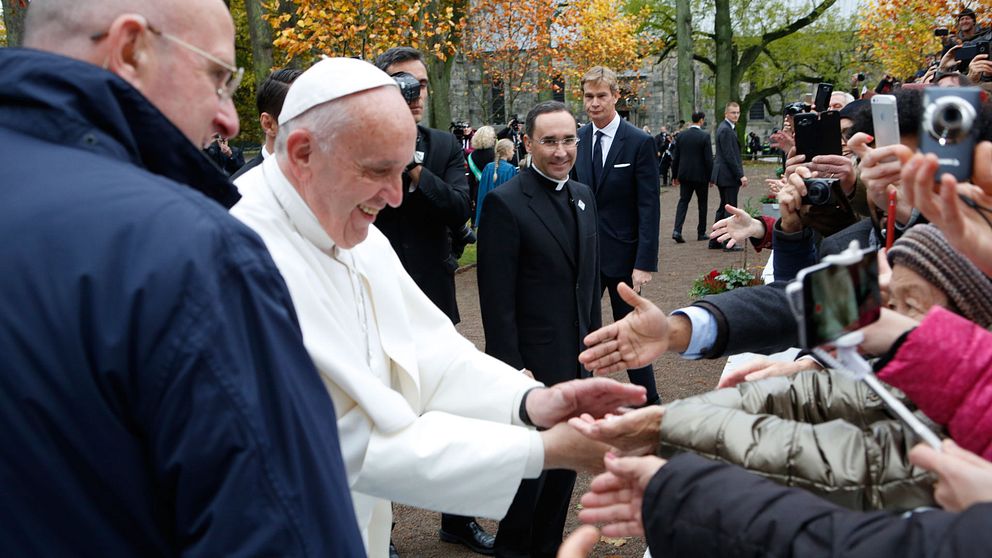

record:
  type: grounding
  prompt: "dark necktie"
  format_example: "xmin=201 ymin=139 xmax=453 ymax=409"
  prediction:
xmin=593 ymin=131 xmax=604 ymax=187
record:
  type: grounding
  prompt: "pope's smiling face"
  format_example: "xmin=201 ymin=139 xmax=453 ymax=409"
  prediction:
xmin=298 ymin=87 xmax=416 ymax=249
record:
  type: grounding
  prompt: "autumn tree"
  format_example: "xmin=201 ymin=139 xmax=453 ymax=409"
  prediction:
xmin=858 ymin=0 xmax=992 ymax=79
xmin=2 ymin=0 xmax=27 ymax=47
xmin=461 ymin=0 xmax=558 ymax=123
xmin=556 ymin=0 xmax=655 ymax=100
xmin=265 ymin=0 xmax=464 ymax=127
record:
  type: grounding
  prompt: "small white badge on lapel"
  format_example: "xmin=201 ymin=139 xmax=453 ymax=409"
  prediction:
xmin=577 ymin=199 xmax=586 ymax=211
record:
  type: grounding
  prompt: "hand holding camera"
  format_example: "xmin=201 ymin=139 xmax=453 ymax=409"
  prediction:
xmin=778 ymin=165 xmax=811 ymax=233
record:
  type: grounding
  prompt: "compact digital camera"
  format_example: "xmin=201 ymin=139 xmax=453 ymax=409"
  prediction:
xmin=919 ymin=87 xmax=982 ymax=181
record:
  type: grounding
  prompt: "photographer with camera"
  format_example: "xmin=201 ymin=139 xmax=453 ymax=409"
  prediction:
xmin=204 ymin=133 xmax=245 ymax=176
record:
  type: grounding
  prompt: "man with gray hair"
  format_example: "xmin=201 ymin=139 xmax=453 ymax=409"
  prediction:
xmin=1 ymin=0 xmax=363 ymax=556
xmin=231 ymin=57 xmax=647 ymax=558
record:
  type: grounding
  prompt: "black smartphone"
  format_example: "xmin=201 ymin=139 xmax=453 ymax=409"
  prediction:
xmin=813 ymin=83 xmax=834 ymax=112
xmin=796 ymin=248 xmax=881 ymax=349
xmin=794 ymin=110 xmax=842 ymax=159
xmin=978 ymin=41 xmax=991 ymax=56
xmin=956 ymin=44 xmax=978 ymax=72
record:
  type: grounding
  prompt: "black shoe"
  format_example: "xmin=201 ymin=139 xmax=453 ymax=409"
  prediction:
xmin=439 ymin=520 xmax=495 ymax=555
xmin=708 ymin=240 xmax=723 ymax=250
xmin=389 ymin=541 xmax=400 ymax=558
xmin=723 ymin=245 xmax=743 ymax=252
xmin=672 ymin=233 xmax=686 ymax=244
xmin=697 ymin=234 xmax=709 ymax=241
xmin=637 ymin=395 xmax=662 ymax=408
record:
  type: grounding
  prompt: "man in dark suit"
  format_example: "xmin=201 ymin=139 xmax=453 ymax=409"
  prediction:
xmin=478 ymin=100 xmax=601 ymax=558
xmin=372 ymin=46 xmax=483 ymax=556
xmin=710 ymin=101 xmax=748 ymax=251
xmin=572 ymin=66 xmax=660 ymax=405
xmin=670 ymin=111 xmax=713 ymax=243
xmin=231 ymin=68 xmax=301 ymax=182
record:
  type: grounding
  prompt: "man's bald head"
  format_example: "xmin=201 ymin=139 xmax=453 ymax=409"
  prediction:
xmin=23 ymin=0 xmax=239 ymax=147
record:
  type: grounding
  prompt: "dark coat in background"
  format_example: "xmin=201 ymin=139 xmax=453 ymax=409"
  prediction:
xmin=376 ymin=125 xmax=471 ymax=324
xmin=671 ymin=125 xmax=713 ymax=183
xmin=711 ymin=119 xmax=744 ymax=188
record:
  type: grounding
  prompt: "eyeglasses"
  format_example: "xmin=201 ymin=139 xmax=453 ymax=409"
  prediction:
xmin=537 ymin=137 xmax=580 ymax=148
xmin=91 ymin=22 xmax=243 ymax=100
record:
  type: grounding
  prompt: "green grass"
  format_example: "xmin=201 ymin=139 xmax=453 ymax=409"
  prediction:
xmin=458 ymin=243 xmax=477 ymax=268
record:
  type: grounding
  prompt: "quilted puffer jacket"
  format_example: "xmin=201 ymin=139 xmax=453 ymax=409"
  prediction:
xmin=659 ymin=370 xmax=939 ymax=510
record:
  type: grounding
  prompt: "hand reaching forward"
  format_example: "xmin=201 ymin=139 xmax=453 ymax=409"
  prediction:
xmin=556 ymin=525 xmax=600 ymax=558
xmin=710 ymin=204 xmax=764 ymax=248
xmin=910 ymin=440 xmax=992 ymax=512
xmin=577 ymin=454 xmax=667 ymax=537
xmin=568 ymin=405 xmax=665 ymax=456
xmin=526 ymin=377 xmax=647 ymax=428
xmin=716 ymin=355 xmax=821 ymax=389
xmin=579 ymin=282 xmax=668 ymax=374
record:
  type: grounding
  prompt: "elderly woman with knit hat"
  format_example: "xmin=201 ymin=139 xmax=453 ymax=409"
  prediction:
xmin=588 ymin=224 xmax=992 ymax=513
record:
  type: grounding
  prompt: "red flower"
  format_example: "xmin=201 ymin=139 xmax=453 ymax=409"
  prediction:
xmin=708 ymin=269 xmax=720 ymax=279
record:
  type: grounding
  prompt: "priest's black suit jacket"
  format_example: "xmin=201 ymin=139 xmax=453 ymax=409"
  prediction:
xmin=477 ymin=168 xmax=601 ymax=386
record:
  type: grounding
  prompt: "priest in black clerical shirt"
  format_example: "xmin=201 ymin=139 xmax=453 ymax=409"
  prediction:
xmin=476 ymin=101 xmax=602 ymax=558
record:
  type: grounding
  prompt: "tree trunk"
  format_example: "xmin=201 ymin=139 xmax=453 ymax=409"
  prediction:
xmin=2 ymin=0 xmax=28 ymax=47
xmin=244 ymin=0 xmax=274 ymax=83
xmin=675 ymin=0 xmax=694 ymax=122
xmin=713 ymin=0 xmax=733 ymax=128
xmin=428 ymin=56 xmax=454 ymax=131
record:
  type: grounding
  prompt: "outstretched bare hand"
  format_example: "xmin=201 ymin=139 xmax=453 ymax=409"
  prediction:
xmin=526 ymin=377 xmax=647 ymax=428
xmin=578 ymin=283 xmax=668 ymax=374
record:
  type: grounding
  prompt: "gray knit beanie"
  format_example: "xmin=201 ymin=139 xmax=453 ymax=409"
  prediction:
xmin=888 ymin=224 xmax=992 ymax=328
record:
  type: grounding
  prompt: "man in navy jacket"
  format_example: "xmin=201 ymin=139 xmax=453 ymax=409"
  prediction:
xmin=0 ymin=1 xmax=363 ymax=556
xmin=573 ymin=66 xmax=661 ymax=405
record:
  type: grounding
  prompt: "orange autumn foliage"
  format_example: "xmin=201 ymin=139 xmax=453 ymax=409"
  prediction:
xmin=265 ymin=0 xmax=464 ymax=64
xmin=858 ymin=0 xmax=992 ymax=78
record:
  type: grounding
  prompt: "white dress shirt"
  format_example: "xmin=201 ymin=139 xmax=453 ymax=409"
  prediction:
xmin=592 ymin=112 xmax=622 ymax=165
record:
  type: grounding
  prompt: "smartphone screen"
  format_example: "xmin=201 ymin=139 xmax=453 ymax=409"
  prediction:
xmin=871 ymin=95 xmax=900 ymax=148
xmin=799 ymin=250 xmax=881 ymax=348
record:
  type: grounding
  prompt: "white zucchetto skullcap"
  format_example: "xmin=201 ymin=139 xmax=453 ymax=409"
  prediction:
xmin=278 ymin=57 xmax=398 ymax=125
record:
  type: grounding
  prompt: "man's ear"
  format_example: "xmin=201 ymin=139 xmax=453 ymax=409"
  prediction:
xmin=100 ymin=15 xmax=155 ymax=88
xmin=283 ymin=128 xmax=316 ymax=181
xmin=260 ymin=113 xmax=278 ymax=139
xmin=523 ymin=134 xmax=533 ymax=154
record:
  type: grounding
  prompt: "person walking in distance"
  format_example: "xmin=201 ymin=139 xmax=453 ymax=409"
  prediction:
xmin=670 ymin=111 xmax=713 ymax=243
xmin=709 ymin=102 xmax=747 ymax=251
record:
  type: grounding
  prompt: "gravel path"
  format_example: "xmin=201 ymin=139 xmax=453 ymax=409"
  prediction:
xmin=392 ymin=162 xmax=779 ymax=557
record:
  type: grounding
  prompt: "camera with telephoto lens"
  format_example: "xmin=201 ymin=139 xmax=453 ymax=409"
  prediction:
xmin=801 ymin=177 xmax=839 ymax=206
xmin=785 ymin=101 xmax=812 ymax=116
xmin=391 ymin=71 xmax=421 ymax=104
xmin=919 ymin=87 xmax=982 ymax=181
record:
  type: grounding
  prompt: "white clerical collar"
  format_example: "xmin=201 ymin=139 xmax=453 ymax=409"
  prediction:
xmin=531 ymin=165 xmax=569 ymax=191
xmin=593 ymin=112 xmax=621 ymax=138
xmin=262 ymin=155 xmax=336 ymax=252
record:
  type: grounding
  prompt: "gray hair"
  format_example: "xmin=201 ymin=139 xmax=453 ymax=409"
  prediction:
xmin=275 ymin=98 xmax=355 ymax=156
xmin=24 ymin=0 xmax=168 ymax=49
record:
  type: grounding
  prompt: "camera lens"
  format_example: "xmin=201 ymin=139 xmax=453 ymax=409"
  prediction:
xmin=801 ymin=178 xmax=835 ymax=206
xmin=923 ymin=95 xmax=976 ymax=144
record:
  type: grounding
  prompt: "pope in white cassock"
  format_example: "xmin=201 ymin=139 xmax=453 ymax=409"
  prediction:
xmin=231 ymin=57 xmax=647 ymax=558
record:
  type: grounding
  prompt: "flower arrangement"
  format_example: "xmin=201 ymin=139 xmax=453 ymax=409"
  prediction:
xmin=759 ymin=193 xmax=777 ymax=204
xmin=689 ymin=266 xmax=762 ymax=298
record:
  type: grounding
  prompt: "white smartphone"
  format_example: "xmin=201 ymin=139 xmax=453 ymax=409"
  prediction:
xmin=871 ymin=94 xmax=900 ymax=148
